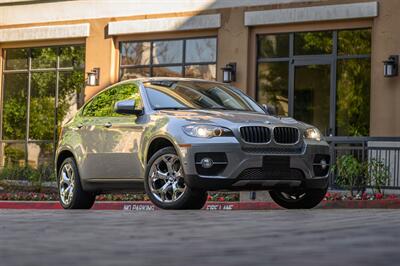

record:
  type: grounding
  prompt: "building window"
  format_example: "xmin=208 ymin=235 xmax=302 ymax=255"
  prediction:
xmin=120 ymin=37 xmax=217 ymax=81
xmin=0 ymin=45 xmax=85 ymax=173
xmin=256 ymin=29 xmax=371 ymax=136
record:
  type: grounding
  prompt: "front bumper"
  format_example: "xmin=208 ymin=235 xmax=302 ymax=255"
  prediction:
xmin=180 ymin=140 xmax=330 ymax=191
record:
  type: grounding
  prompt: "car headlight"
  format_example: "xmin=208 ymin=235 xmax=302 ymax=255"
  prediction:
xmin=304 ymin=127 xmax=322 ymax=141
xmin=182 ymin=125 xmax=233 ymax=138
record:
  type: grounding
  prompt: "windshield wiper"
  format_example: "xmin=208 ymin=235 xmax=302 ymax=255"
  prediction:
xmin=203 ymin=107 xmax=228 ymax=110
xmin=153 ymin=107 xmax=193 ymax=110
xmin=204 ymin=107 xmax=250 ymax=112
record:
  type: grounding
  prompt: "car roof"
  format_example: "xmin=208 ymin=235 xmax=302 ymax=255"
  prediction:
xmin=118 ymin=77 xmax=226 ymax=86
xmin=84 ymin=77 xmax=227 ymax=104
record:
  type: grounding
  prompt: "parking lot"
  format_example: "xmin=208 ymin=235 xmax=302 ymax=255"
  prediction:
xmin=1 ymin=209 xmax=399 ymax=266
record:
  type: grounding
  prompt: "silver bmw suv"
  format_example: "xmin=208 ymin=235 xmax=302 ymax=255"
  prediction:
xmin=56 ymin=78 xmax=330 ymax=210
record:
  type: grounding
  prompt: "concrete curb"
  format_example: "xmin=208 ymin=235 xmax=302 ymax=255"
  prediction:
xmin=1 ymin=199 xmax=400 ymax=210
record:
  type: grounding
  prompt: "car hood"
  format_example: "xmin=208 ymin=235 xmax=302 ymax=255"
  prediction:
xmin=158 ymin=109 xmax=309 ymax=128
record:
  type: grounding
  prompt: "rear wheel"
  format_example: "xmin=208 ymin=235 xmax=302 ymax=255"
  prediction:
xmin=58 ymin=157 xmax=96 ymax=209
xmin=269 ymin=188 xmax=327 ymax=209
xmin=144 ymin=147 xmax=207 ymax=210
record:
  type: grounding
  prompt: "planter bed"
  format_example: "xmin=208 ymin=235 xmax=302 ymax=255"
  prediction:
xmin=1 ymin=179 xmax=399 ymax=210
xmin=1 ymin=199 xmax=400 ymax=210
xmin=0 ymin=190 xmax=239 ymax=202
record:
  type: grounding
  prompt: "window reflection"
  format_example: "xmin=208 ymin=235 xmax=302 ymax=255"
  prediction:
xmin=153 ymin=40 xmax=183 ymax=65
xmin=258 ymin=34 xmax=289 ymax=58
xmin=30 ymin=72 xmax=56 ymax=141
xmin=58 ymin=71 xmax=84 ymax=133
xmin=294 ymin=64 xmax=331 ymax=134
xmin=338 ymin=29 xmax=371 ymax=56
xmin=120 ymin=37 xmax=217 ymax=80
xmin=121 ymin=42 xmax=151 ymax=66
xmin=59 ymin=46 xmax=85 ymax=68
xmin=336 ymin=59 xmax=371 ymax=136
xmin=1 ymin=45 xmax=85 ymax=175
xmin=145 ymin=81 xmax=263 ymax=113
xmin=2 ymin=73 xmax=28 ymax=140
xmin=185 ymin=38 xmax=217 ymax=63
xmin=5 ymin=48 xmax=28 ymax=70
xmin=31 ymin=47 xmax=57 ymax=69
xmin=185 ymin=65 xmax=216 ymax=80
xmin=120 ymin=68 xmax=150 ymax=80
xmin=0 ymin=143 xmax=26 ymax=168
xmin=153 ymin=66 xmax=182 ymax=77
xmin=145 ymin=88 xmax=187 ymax=109
xmin=257 ymin=62 xmax=288 ymax=116
xmin=257 ymin=29 xmax=371 ymax=136
xmin=27 ymin=142 xmax=54 ymax=175
xmin=83 ymin=83 xmax=141 ymax=117
xmin=294 ymin=31 xmax=333 ymax=55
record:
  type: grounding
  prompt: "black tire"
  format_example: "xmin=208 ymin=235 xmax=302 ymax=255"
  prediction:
xmin=144 ymin=147 xmax=207 ymax=210
xmin=58 ymin=157 xmax=96 ymax=209
xmin=269 ymin=188 xmax=327 ymax=209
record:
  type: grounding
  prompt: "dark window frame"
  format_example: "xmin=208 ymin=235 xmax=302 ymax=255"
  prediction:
xmin=255 ymin=28 xmax=371 ymax=137
xmin=0 ymin=44 xmax=85 ymax=166
xmin=119 ymin=36 xmax=218 ymax=80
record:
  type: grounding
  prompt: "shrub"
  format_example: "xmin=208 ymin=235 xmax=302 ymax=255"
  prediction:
xmin=333 ymin=154 xmax=364 ymax=196
xmin=367 ymin=159 xmax=391 ymax=194
xmin=0 ymin=164 xmax=55 ymax=184
xmin=333 ymin=155 xmax=392 ymax=196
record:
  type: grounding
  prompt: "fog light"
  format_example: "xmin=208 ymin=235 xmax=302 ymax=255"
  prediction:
xmin=201 ymin=158 xmax=214 ymax=168
xmin=320 ymin=159 xmax=328 ymax=170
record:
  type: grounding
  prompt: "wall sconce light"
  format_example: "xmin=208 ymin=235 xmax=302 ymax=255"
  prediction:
xmin=87 ymin=68 xmax=100 ymax=86
xmin=383 ymin=55 xmax=398 ymax=78
xmin=221 ymin=63 xmax=236 ymax=83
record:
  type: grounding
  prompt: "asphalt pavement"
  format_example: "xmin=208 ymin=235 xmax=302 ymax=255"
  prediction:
xmin=1 ymin=209 xmax=399 ymax=266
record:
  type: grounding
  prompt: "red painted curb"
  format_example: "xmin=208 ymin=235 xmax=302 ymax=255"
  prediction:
xmin=1 ymin=199 xmax=400 ymax=210
xmin=0 ymin=201 xmax=62 ymax=210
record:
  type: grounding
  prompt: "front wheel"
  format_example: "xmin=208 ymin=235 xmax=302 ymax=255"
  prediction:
xmin=269 ymin=188 xmax=327 ymax=209
xmin=144 ymin=147 xmax=207 ymax=210
xmin=58 ymin=157 xmax=96 ymax=209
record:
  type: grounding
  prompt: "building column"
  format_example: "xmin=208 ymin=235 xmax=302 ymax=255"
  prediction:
xmin=217 ymin=7 xmax=249 ymax=92
xmin=84 ymin=19 xmax=118 ymax=100
xmin=371 ymin=0 xmax=400 ymax=136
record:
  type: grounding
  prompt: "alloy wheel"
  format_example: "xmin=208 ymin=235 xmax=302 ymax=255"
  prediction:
xmin=148 ymin=154 xmax=187 ymax=203
xmin=59 ymin=163 xmax=75 ymax=205
xmin=278 ymin=191 xmax=307 ymax=202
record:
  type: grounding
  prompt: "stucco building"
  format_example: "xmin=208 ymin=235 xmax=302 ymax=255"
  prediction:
xmin=0 ymin=0 xmax=399 ymax=169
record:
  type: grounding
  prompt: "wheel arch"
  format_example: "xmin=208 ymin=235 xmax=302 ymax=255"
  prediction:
xmin=56 ymin=149 xmax=76 ymax=177
xmin=146 ymin=137 xmax=178 ymax=163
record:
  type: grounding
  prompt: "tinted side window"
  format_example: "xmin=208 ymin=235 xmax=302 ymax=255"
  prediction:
xmin=83 ymin=83 xmax=140 ymax=117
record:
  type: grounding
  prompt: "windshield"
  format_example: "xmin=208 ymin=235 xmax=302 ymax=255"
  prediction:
xmin=144 ymin=80 xmax=265 ymax=113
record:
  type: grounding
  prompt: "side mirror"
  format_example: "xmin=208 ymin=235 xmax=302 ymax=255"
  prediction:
xmin=114 ymin=99 xmax=143 ymax=115
xmin=262 ymin=104 xmax=277 ymax=116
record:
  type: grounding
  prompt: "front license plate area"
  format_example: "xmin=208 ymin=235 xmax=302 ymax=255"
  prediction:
xmin=262 ymin=156 xmax=290 ymax=178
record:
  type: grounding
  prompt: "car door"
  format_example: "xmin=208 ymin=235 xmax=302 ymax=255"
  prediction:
xmin=100 ymin=115 xmax=145 ymax=180
xmin=79 ymin=82 xmax=144 ymax=180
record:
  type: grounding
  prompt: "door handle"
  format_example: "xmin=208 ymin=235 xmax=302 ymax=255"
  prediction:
xmin=103 ymin=122 xmax=112 ymax=128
